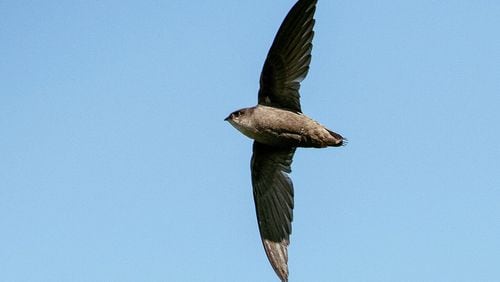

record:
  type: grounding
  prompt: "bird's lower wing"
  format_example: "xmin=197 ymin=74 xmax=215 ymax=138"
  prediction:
xmin=251 ymin=142 xmax=296 ymax=281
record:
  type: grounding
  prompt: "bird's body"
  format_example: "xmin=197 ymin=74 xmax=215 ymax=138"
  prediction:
xmin=225 ymin=0 xmax=345 ymax=281
xmin=226 ymin=105 xmax=343 ymax=148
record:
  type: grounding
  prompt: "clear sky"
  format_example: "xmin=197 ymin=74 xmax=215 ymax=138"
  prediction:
xmin=1 ymin=1 xmax=499 ymax=281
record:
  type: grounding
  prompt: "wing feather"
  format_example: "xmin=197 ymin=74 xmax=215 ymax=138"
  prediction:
xmin=258 ymin=0 xmax=318 ymax=113
xmin=251 ymin=142 xmax=296 ymax=281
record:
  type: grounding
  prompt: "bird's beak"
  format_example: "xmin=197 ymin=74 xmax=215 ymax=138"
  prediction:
xmin=224 ymin=115 xmax=231 ymax=121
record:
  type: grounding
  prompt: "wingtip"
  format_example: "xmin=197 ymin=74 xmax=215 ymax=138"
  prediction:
xmin=262 ymin=239 xmax=290 ymax=282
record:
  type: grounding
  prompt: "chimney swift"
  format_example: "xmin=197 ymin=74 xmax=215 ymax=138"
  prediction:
xmin=225 ymin=0 xmax=344 ymax=281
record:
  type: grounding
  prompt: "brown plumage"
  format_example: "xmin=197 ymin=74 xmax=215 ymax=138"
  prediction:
xmin=226 ymin=105 xmax=343 ymax=148
xmin=225 ymin=0 xmax=344 ymax=281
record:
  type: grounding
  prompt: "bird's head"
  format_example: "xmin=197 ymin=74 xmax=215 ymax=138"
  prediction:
xmin=225 ymin=107 xmax=258 ymax=140
xmin=224 ymin=108 xmax=252 ymax=124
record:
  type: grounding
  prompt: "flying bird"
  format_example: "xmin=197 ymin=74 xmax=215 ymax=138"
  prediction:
xmin=225 ymin=0 xmax=344 ymax=281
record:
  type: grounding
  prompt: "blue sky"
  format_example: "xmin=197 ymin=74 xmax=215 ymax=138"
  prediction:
xmin=1 ymin=1 xmax=499 ymax=281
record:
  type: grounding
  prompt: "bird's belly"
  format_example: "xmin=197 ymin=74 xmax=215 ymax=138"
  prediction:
xmin=244 ymin=117 xmax=323 ymax=147
xmin=256 ymin=130 xmax=306 ymax=147
xmin=231 ymin=121 xmax=297 ymax=146
xmin=256 ymin=112 xmax=337 ymax=148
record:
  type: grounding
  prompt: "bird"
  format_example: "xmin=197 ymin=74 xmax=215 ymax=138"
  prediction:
xmin=225 ymin=0 xmax=344 ymax=281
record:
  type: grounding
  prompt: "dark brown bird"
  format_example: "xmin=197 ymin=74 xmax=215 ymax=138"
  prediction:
xmin=225 ymin=0 xmax=344 ymax=281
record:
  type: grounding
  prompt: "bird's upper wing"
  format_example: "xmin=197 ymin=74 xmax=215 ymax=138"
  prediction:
xmin=251 ymin=141 xmax=296 ymax=281
xmin=258 ymin=0 xmax=317 ymax=113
